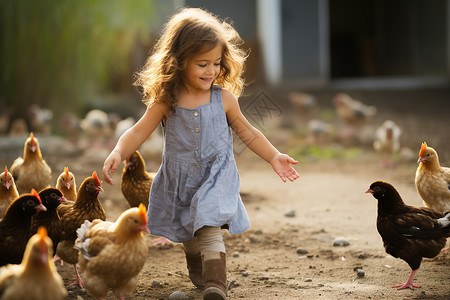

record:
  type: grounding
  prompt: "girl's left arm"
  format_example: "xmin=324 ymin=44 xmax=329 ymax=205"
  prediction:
xmin=223 ymin=90 xmax=299 ymax=182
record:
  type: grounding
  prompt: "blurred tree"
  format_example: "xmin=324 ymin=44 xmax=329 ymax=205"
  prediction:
xmin=0 ymin=0 xmax=154 ymax=127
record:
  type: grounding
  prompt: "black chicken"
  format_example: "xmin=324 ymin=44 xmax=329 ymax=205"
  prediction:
xmin=31 ymin=188 xmax=68 ymax=255
xmin=0 ymin=189 xmax=47 ymax=266
xmin=366 ymin=181 xmax=450 ymax=290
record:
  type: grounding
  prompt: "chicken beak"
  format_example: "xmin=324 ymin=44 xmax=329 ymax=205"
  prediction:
xmin=417 ymin=157 xmax=426 ymax=163
xmin=39 ymin=244 xmax=48 ymax=264
xmin=5 ymin=181 xmax=11 ymax=189
xmin=97 ymin=185 xmax=104 ymax=193
xmin=65 ymin=182 xmax=71 ymax=190
xmin=59 ymin=196 xmax=69 ymax=205
xmin=36 ymin=203 xmax=47 ymax=212
xmin=365 ymin=189 xmax=374 ymax=195
xmin=139 ymin=225 xmax=150 ymax=234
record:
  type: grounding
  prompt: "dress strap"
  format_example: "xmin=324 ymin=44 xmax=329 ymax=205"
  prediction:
xmin=210 ymin=85 xmax=222 ymax=104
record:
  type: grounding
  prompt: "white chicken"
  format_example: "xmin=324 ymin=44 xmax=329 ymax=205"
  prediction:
xmin=373 ymin=120 xmax=402 ymax=167
xmin=80 ymin=109 xmax=112 ymax=148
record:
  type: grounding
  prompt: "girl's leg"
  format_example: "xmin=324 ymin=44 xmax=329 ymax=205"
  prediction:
xmin=183 ymin=236 xmax=204 ymax=288
xmin=196 ymin=226 xmax=227 ymax=300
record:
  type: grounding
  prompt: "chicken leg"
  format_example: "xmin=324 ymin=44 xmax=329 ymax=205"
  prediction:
xmin=69 ymin=264 xmax=84 ymax=288
xmin=392 ymin=270 xmax=420 ymax=290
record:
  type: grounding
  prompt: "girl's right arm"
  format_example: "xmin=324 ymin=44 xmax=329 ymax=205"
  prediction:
xmin=102 ymin=102 xmax=168 ymax=185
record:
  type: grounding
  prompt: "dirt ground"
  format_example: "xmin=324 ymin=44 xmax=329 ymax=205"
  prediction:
xmin=49 ymin=149 xmax=447 ymax=300
xmin=1 ymin=87 xmax=449 ymax=299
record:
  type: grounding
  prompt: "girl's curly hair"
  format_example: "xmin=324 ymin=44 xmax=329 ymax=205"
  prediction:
xmin=133 ymin=7 xmax=248 ymax=111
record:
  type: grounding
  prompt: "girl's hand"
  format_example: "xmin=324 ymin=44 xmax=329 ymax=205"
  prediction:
xmin=102 ymin=151 xmax=122 ymax=185
xmin=270 ymin=153 xmax=299 ymax=182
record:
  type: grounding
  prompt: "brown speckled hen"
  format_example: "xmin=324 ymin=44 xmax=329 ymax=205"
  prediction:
xmin=56 ymin=171 xmax=106 ymax=287
xmin=366 ymin=181 xmax=450 ymax=290
xmin=55 ymin=166 xmax=77 ymax=203
xmin=10 ymin=132 xmax=52 ymax=194
xmin=120 ymin=150 xmax=156 ymax=208
xmin=0 ymin=166 xmax=19 ymax=218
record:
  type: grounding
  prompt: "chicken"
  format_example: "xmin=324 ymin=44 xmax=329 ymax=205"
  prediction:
xmin=55 ymin=167 xmax=77 ymax=203
xmin=74 ymin=203 xmax=149 ymax=299
xmin=0 ymin=189 xmax=47 ymax=266
xmin=80 ymin=109 xmax=113 ymax=148
xmin=10 ymin=132 xmax=52 ymax=194
xmin=27 ymin=104 xmax=53 ymax=135
xmin=56 ymin=171 xmax=106 ymax=287
xmin=0 ymin=166 xmax=19 ymax=218
xmin=31 ymin=188 xmax=68 ymax=255
xmin=373 ymin=120 xmax=402 ymax=167
xmin=59 ymin=112 xmax=82 ymax=145
xmin=332 ymin=93 xmax=376 ymax=141
xmin=119 ymin=151 xmax=169 ymax=245
xmin=120 ymin=150 xmax=156 ymax=208
xmin=333 ymin=93 xmax=377 ymax=125
xmin=366 ymin=181 xmax=450 ymax=289
xmin=415 ymin=142 xmax=450 ymax=213
xmin=0 ymin=227 xmax=67 ymax=300
xmin=306 ymin=119 xmax=334 ymax=145
xmin=288 ymin=92 xmax=317 ymax=125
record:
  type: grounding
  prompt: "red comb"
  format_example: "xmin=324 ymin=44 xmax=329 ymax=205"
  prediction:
xmin=419 ymin=142 xmax=427 ymax=157
xmin=4 ymin=166 xmax=7 ymax=176
xmin=92 ymin=171 xmax=101 ymax=185
xmin=38 ymin=226 xmax=47 ymax=242
xmin=138 ymin=203 xmax=147 ymax=223
xmin=31 ymin=188 xmax=42 ymax=203
xmin=30 ymin=132 xmax=35 ymax=147
xmin=64 ymin=167 xmax=70 ymax=181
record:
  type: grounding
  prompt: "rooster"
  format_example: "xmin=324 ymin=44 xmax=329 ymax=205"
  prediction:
xmin=0 ymin=227 xmax=67 ymax=300
xmin=120 ymin=150 xmax=156 ymax=209
xmin=31 ymin=188 xmax=68 ymax=255
xmin=55 ymin=167 xmax=77 ymax=203
xmin=0 ymin=189 xmax=47 ymax=266
xmin=10 ymin=132 xmax=52 ymax=194
xmin=366 ymin=181 xmax=450 ymax=289
xmin=56 ymin=171 xmax=106 ymax=287
xmin=415 ymin=142 xmax=450 ymax=213
xmin=0 ymin=166 xmax=19 ymax=218
xmin=74 ymin=203 xmax=149 ymax=299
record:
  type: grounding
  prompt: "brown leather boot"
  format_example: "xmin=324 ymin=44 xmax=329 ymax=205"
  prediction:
xmin=202 ymin=252 xmax=227 ymax=300
xmin=185 ymin=252 xmax=204 ymax=289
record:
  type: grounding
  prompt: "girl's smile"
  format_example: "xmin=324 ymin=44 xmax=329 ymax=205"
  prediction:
xmin=182 ymin=43 xmax=222 ymax=93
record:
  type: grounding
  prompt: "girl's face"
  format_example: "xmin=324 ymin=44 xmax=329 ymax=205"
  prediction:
xmin=181 ymin=43 xmax=222 ymax=93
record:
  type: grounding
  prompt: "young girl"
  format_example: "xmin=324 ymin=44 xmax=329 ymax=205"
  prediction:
xmin=102 ymin=7 xmax=299 ymax=300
